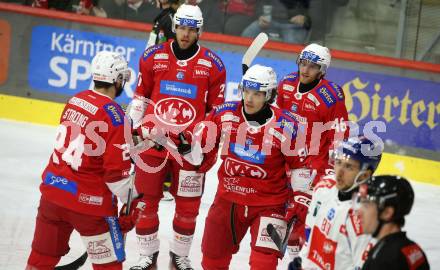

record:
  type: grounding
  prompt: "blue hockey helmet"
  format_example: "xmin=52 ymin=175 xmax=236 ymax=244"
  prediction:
xmin=333 ymin=135 xmax=382 ymax=173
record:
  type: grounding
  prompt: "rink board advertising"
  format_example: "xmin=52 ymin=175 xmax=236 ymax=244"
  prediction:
xmin=26 ymin=25 xmax=440 ymax=153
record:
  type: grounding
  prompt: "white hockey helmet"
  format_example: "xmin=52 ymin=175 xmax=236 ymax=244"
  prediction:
xmin=240 ymin=64 xmax=277 ymax=102
xmin=297 ymin=43 xmax=331 ymax=73
xmin=91 ymin=51 xmax=131 ymax=84
xmin=172 ymin=4 xmax=203 ymax=34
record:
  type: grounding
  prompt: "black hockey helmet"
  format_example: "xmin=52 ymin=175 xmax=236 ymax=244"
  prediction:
xmin=360 ymin=175 xmax=414 ymax=225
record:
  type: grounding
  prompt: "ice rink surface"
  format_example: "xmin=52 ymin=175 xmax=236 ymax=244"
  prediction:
xmin=1 ymin=119 xmax=439 ymax=270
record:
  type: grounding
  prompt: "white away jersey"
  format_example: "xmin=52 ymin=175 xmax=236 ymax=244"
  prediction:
xmin=299 ymin=177 xmax=373 ymax=270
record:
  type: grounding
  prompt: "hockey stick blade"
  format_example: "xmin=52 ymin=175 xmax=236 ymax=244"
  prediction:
xmin=267 ymin=216 xmax=297 ymax=254
xmin=267 ymin=223 xmax=283 ymax=251
xmin=54 ymin=251 xmax=88 ymax=270
xmin=242 ymin=32 xmax=268 ymax=75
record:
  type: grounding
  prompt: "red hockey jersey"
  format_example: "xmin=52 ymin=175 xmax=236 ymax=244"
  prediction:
xmin=40 ymin=90 xmax=131 ymax=217
xmin=197 ymin=102 xmax=303 ymax=206
xmin=277 ymin=72 xmax=349 ymax=176
xmin=134 ymin=41 xmax=226 ymax=159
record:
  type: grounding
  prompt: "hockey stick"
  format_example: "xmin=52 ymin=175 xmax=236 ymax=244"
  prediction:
xmin=54 ymin=170 xmax=136 ymax=270
xmin=242 ymin=32 xmax=269 ymax=75
xmin=266 ymin=216 xmax=297 ymax=254
xmin=54 ymin=251 xmax=87 ymax=270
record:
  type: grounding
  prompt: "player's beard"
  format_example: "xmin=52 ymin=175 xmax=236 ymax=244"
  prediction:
xmin=115 ymin=84 xmax=124 ymax=97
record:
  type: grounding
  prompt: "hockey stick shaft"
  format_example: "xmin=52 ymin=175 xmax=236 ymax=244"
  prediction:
xmin=242 ymin=32 xmax=269 ymax=75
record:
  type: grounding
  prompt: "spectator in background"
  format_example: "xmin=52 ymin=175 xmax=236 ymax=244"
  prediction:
xmin=308 ymin=0 xmax=348 ymax=43
xmin=111 ymin=0 xmax=160 ymax=23
xmin=242 ymin=0 xmax=311 ymax=44
xmin=202 ymin=0 xmax=257 ymax=35
xmin=28 ymin=0 xmax=107 ymax=17
xmin=145 ymin=0 xmax=181 ymax=48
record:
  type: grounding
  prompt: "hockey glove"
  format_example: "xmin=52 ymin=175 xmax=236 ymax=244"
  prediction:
xmin=285 ymin=191 xmax=312 ymax=257
xmin=118 ymin=196 xmax=146 ymax=233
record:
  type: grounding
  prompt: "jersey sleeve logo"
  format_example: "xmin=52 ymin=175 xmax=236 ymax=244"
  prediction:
xmin=204 ymin=50 xmax=224 ymax=71
xmin=214 ymin=102 xmax=238 ymax=114
xmin=277 ymin=116 xmax=297 ymax=138
xmin=401 ymin=244 xmax=426 ymax=270
xmin=328 ymin=82 xmax=345 ymax=101
xmin=282 ymin=73 xmax=298 ymax=82
xmin=104 ymin=103 xmax=125 ymax=127
xmin=143 ymin=44 xmax=163 ymax=60
xmin=317 ymin=86 xmax=336 ymax=108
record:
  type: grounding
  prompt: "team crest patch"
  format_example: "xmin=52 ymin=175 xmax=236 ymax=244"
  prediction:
xmin=143 ymin=44 xmax=163 ymax=60
xmin=104 ymin=103 xmax=124 ymax=126
xmin=291 ymin=104 xmax=298 ymax=112
xmin=176 ymin=71 xmax=185 ymax=80
xmin=205 ymin=50 xmax=224 ymax=71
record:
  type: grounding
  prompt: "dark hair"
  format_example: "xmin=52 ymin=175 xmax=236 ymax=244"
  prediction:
xmin=93 ymin=80 xmax=113 ymax=89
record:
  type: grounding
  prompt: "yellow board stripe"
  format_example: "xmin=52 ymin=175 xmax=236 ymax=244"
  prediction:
xmin=1 ymin=93 xmax=439 ymax=185
xmin=0 ymin=94 xmax=64 ymax=126
xmin=375 ymin=153 xmax=440 ymax=186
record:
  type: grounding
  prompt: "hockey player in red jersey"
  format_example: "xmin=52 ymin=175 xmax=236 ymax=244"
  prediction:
xmin=277 ymin=43 xmax=350 ymax=260
xmin=26 ymin=51 xmax=145 ymax=270
xmin=189 ymin=64 xmax=312 ymax=270
xmin=126 ymin=4 xmax=226 ymax=270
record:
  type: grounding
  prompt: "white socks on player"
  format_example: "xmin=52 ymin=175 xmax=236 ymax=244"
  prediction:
xmin=136 ymin=232 xmax=160 ymax=257
xmin=170 ymin=231 xmax=194 ymax=257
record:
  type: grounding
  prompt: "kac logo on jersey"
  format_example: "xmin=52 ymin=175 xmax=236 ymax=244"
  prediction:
xmin=44 ymin=172 xmax=78 ymax=195
xmin=224 ymin=157 xmax=267 ymax=179
xmin=160 ymin=80 xmax=197 ymax=99
xmin=154 ymin=97 xmax=196 ymax=127
xmin=230 ymin=143 xmax=266 ymax=164
xmin=176 ymin=71 xmax=185 ymax=80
